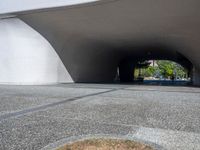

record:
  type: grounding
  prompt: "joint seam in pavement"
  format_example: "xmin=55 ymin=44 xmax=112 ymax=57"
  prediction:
xmin=0 ymin=88 xmax=122 ymax=121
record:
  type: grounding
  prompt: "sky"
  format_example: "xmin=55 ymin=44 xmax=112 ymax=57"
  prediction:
xmin=0 ymin=0 xmax=98 ymax=14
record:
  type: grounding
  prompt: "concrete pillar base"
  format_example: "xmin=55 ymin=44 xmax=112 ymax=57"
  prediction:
xmin=192 ymin=68 xmax=200 ymax=86
xmin=119 ymin=61 xmax=135 ymax=82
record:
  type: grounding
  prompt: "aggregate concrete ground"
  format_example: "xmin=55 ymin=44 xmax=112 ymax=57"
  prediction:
xmin=0 ymin=84 xmax=200 ymax=150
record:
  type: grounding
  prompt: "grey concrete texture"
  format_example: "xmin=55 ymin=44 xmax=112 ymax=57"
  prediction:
xmin=0 ymin=84 xmax=200 ymax=150
xmin=10 ymin=0 xmax=200 ymax=84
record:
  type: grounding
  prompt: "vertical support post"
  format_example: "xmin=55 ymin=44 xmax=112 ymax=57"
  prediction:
xmin=119 ymin=60 xmax=135 ymax=82
xmin=191 ymin=67 xmax=200 ymax=86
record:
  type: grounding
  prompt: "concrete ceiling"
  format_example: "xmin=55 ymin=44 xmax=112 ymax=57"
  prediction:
xmin=1 ymin=0 xmax=200 ymax=82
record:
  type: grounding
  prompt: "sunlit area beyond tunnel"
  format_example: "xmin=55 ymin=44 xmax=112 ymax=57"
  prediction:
xmin=115 ymin=60 xmax=191 ymax=86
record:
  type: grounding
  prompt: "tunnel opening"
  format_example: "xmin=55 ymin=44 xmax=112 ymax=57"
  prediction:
xmin=115 ymin=48 xmax=193 ymax=86
xmin=116 ymin=59 xmax=192 ymax=86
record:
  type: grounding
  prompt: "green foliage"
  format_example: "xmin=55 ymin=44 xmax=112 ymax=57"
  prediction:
xmin=143 ymin=66 xmax=156 ymax=77
xmin=157 ymin=60 xmax=174 ymax=78
xmin=157 ymin=60 xmax=187 ymax=78
xmin=142 ymin=60 xmax=188 ymax=79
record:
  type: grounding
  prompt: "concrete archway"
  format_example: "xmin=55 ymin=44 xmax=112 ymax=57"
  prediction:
xmin=0 ymin=0 xmax=200 ymax=85
xmin=116 ymin=48 xmax=193 ymax=83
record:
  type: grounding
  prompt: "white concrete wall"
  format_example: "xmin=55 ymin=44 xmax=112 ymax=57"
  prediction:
xmin=0 ymin=18 xmax=73 ymax=85
xmin=0 ymin=0 xmax=98 ymax=14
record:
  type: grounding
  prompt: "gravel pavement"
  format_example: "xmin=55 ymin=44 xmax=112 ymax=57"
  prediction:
xmin=0 ymin=84 xmax=200 ymax=150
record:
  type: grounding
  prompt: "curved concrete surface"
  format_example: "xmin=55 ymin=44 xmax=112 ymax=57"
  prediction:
xmin=0 ymin=0 xmax=98 ymax=14
xmin=0 ymin=0 xmax=200 ymax=84
xmin=0 ymin=18 xmax=73 ymax=84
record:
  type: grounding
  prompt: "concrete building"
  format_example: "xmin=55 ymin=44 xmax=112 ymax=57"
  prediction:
xmin=0 ymin=0 xmax=200 ymax=85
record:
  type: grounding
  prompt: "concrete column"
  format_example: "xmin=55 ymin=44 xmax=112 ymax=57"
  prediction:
xmin=192 ymin=67 xmax=200 ymax=86
xmin=119 ymin=61 xmax=135 ymax=82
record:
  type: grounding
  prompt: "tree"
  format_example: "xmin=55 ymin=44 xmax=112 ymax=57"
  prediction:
xmin=156 ymin=60 xmax=187 ymax=79
xmin=143 ymin=66 xmax=156 ymax=77
xmin=142 ymin=60 xmax=188 ymax=79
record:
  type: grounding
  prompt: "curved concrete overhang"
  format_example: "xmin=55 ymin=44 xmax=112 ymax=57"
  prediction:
xmin=1 ymin=0 xmax=200 ymax=84
xmin=0 ymin=0 xmax=100 ymax=15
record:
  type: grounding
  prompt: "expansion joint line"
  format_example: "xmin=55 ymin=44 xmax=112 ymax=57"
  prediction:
xmin=0 ymin=88 xmax=121 ymax=121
